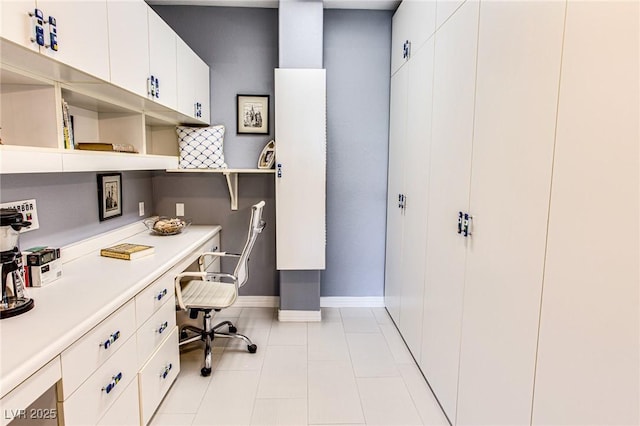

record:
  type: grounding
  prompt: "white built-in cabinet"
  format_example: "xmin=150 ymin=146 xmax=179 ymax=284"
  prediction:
xmin=0 ymin=0 xmax=210 ymax=174
xmin=386 ymin=0 xmax=639 ymax=425
xmin=147 ymin=8 xmax=177 ymax=110
xmin=177 ymin=37 xmax=210 ymax=123
xmin=531 ymin=2 xmax=639 ymax=425
xmin=274 ymin=69 xmax=326 ymax=270
xmin=107 ymin=0 xmax=150 ymax=99
xmin=420 ymin=2 xmax=478 ymax=422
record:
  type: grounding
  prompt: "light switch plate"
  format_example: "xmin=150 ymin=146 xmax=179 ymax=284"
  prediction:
xmin=176 ymin=203 xmax=184 ymax=217
xmin=0 ymin=199 xmax=40 ymax=232
xmin=139 ymin=202 xmax=145 ymax=216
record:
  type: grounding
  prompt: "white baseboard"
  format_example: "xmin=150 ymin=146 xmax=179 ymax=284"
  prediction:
xmin=235 ymin=296 xmax=279 ymax=308
xmin=278 ymin=309 xmax=322 ymax=322
xmin=320 ymin=297 xmax=385 ymax=308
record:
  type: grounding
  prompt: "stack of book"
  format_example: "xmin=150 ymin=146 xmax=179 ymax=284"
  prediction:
xmin=100 ymin=243 xmax=154 ymax=260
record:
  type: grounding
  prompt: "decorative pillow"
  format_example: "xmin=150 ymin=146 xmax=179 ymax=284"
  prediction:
xmin=176 ymin=125 xmax=228 ymax=169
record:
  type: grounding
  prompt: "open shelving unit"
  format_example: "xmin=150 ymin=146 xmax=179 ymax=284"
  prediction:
xmin=165 ymin=168 xmax=275 ymax=210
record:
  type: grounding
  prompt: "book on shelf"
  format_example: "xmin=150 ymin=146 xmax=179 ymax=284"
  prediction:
xmin=100 ymin=243 xmax=154 ymax=260
xmin=76 ymin=143 xmax=139 ymax=153
xmin=61 ymin=99 xmax=75 ymax=150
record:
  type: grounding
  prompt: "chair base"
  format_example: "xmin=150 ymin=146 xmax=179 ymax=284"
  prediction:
xmin=178 ymin=309 xmax=257 ymax=376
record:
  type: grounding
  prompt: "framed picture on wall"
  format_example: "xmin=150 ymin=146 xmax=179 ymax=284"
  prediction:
xmin=237 ymin=94 xmax=270 ymax=135
xmin=97 ymin=173 xmax=122 ymax=221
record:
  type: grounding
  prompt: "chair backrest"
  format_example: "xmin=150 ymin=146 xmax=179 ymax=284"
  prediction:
xmin=234 ymin=201 xmax=266 ymax=288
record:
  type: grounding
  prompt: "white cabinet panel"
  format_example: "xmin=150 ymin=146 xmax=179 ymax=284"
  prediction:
xmin=436 ymin=0 xmax=465 ymax=29
xmin=1 ymin=0 xmax=39 ymax=52
xmin=107 ymin=0 xmax=149 ymax=98
xmin=390 ymin=0 xmax=436 ymax=76
xmin=397 ymin=40 xmax=435 ymax=360
xmin=384 ymin=65 xmax=408 ymax=324
xmin=37 ymin=0 xmax=110 ymax=81
xmin=275 ymin=69 xmax=326 ymax=270
xmin=177 ymin=37 xmax=210 ymax=123
xmin=148 ymin=8 xmax=177 ymax=109
xmin=419 ymin=2 xmax=478 ymax=422
xmin=455 ymin=2 xmax=565 ymax=425
xmin=532 ymin=2 xmax=640 ymax=425
xmin=96 ymin=379 xmax=140 ymax=426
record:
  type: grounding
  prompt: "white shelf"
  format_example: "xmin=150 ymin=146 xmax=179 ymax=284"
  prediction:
xmin=0 ymin=145 xmax=178 ymax=174
xmin=166 ymin=168 xmax=275 ymax=210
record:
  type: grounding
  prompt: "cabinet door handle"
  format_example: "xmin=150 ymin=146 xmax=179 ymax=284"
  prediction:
xmin=29 ymin=9 xmax=46 ymax=47
xmin=99 ymin=330 xmax=121 ymax=350
xmin=156 ymin=321 xmax=168 ymax=334
xmin=458 ymin=211 xmax=463 ymax=234
xmin=155 ymin=288 xmax=168 ymax=301
xmin=160 ymin=363 xmax=173 ymax=379
xmin=276 ymin=163 xmax=283 ymax=178
xmin=463 ymin=213 xmax=472 ymax=237
xmin=101 ymin=372 xmax=123 ymax=394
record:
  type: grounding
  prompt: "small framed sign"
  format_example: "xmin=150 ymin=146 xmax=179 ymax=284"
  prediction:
xmin=237 ymin=94 xmax=269 ymax=135
xmin=97 ymin=173 xmax=122 ymax=221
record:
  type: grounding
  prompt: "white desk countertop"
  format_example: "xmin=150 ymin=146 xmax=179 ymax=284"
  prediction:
xmin=0 ymin=224 xmax=221 ymax=400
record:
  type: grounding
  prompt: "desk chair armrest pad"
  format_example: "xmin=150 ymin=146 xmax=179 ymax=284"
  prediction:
xmin=174 ymin=271 xmax=206 ymax=311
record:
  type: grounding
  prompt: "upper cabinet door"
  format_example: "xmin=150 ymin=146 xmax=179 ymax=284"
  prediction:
xmin=107 ymin=0 xmax=149 ymax=98
xmin=391 ymin=0 xmax=436 ymax=76
xmin=177 ymin=38 xmax=209 ymax=123
xmin=1 ymin=0 xmax=40 ymax=52
xmin=148 ymin=9 xmax=177 ymax=109
xmin=37 ymin=0 xmax=110 ymax=81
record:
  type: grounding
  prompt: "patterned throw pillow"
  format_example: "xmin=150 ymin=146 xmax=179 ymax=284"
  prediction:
xmin=176 ymin=125 xmax=228 ymax=169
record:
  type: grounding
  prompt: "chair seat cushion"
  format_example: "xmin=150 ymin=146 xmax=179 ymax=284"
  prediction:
xmin=181 ymin=279 xmax=236 ymax=309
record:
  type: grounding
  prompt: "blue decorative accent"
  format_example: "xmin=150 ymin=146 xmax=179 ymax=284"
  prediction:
xmin=156 ymin=288 xmax=167 ymax=301
xmin=157 ymin=321 xmax=168 ymax=334
xmin=102 ymin=372 xmax=123 ymax=394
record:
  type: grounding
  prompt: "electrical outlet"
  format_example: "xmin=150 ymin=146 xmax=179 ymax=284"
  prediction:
xmin=176 ymin=203 xmax=184 ymax=217
xmin=0 ymin=199 xmax=40 ymax=232
xmin=138 ymin=202 xmax=145 ymax=217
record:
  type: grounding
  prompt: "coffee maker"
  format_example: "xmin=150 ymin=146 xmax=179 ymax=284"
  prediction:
xmin=1 ymin=208 xmax=34 ymax=319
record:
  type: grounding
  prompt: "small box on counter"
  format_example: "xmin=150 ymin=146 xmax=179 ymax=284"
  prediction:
xmin=22 ymin=246 xmax=63 ymax=287
xmin=26 ymin=247 xmax=60 ymax=266
xmin=30 ymin=258 xmax=62 ymax=287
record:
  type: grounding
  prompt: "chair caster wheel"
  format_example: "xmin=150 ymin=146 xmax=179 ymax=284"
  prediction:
xmin=229 ymin=326 xmax=237 ymax=334
xmin=201 ymin=367 xmax=211 ymax=377
xmin=248 ymin=344 xmax=257 ymax=353
xmin=180 ymin=330 xmax=188 ymax=339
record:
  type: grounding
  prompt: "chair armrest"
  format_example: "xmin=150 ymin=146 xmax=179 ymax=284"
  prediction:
xmin=197 ymin=251 xmax=241 ymax=270
xmin=174 ymin=271 xmax=206 ymax=311
xmin=205 ymin=272 xmax=238 ymax=285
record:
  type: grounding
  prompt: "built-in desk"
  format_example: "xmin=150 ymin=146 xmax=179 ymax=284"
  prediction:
xmin=0 ymin=222 xmax=221 ymax=425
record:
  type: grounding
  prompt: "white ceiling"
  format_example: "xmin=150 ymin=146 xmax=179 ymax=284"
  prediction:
xmin=146 ymin=0 xmax=401 ymax=10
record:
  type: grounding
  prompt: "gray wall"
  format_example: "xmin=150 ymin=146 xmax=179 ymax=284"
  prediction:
xmin=152 ymin=6 xmax=392 ymax=298
xmin=279 ymin=0 xmax=324 ymax=68
xmin=0 ymin=172 xmax=154 ymax=249
xmin=151 ymin=5 xmax=280 ymax=296
xmin=322 ymin=9 xmax=391 ymax=296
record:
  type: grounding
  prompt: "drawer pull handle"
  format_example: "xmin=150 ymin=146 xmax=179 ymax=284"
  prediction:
xmin=155 ymin=288 xmax=168 ymax=301
xmin=99 ymin=330 xmax=121 ymax=350
xmin=160 ymin=363 xmax=173 ymax=380
xmin=157 ymin=321 xmax=169 ymax=334
xmin=102 ymin=372 xmax=123 ymax=394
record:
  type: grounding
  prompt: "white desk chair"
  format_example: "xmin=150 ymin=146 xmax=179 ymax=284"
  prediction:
xmin=174 ymin=200 xmax=266 ymax=376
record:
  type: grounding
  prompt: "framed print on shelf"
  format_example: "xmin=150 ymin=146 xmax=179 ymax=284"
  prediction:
xmin=97 ymin=173 xmax=122 ymax=221
xmin=237 ymin=94 xmax=270 ymax=135
xmin=258 ymin=140 xmax=276 ymax=169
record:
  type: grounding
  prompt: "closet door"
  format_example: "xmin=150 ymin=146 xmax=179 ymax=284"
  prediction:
xmin=455 ymin=2 xmax=566 ymax=425
xmin=397 ymin=38 xmax=435 ymax=358
xmin=384 ymin=64 xmax=408 ymax=324
xmin=274 ymin=69 xmax=326 ymax=270
xmin=532 ymin=2 xmax=639 ymax=425
xmin=419 ymin=1 xmax=479 ymax=421
xmin=148 ymin=8 xmax=177 ymax=109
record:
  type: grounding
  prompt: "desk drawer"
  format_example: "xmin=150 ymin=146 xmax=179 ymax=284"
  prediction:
xmin=138 ymin=327 xmax=180 ymax=426
xmin=61 ymin=301 xmax=136 ymax=399
xmin=96 ymin=377 xmax=140 ymax=426
xmin=136 ymin=295 xmax=176 ymax=368
xmin=136 ymin=274 xmax=174 ymax=328
xmin=63 ymin=335 xmax=137 ymax=426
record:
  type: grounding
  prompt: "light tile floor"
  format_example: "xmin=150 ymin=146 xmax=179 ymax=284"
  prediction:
xmin=150 ymin=307 xmax=450 ymax=426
